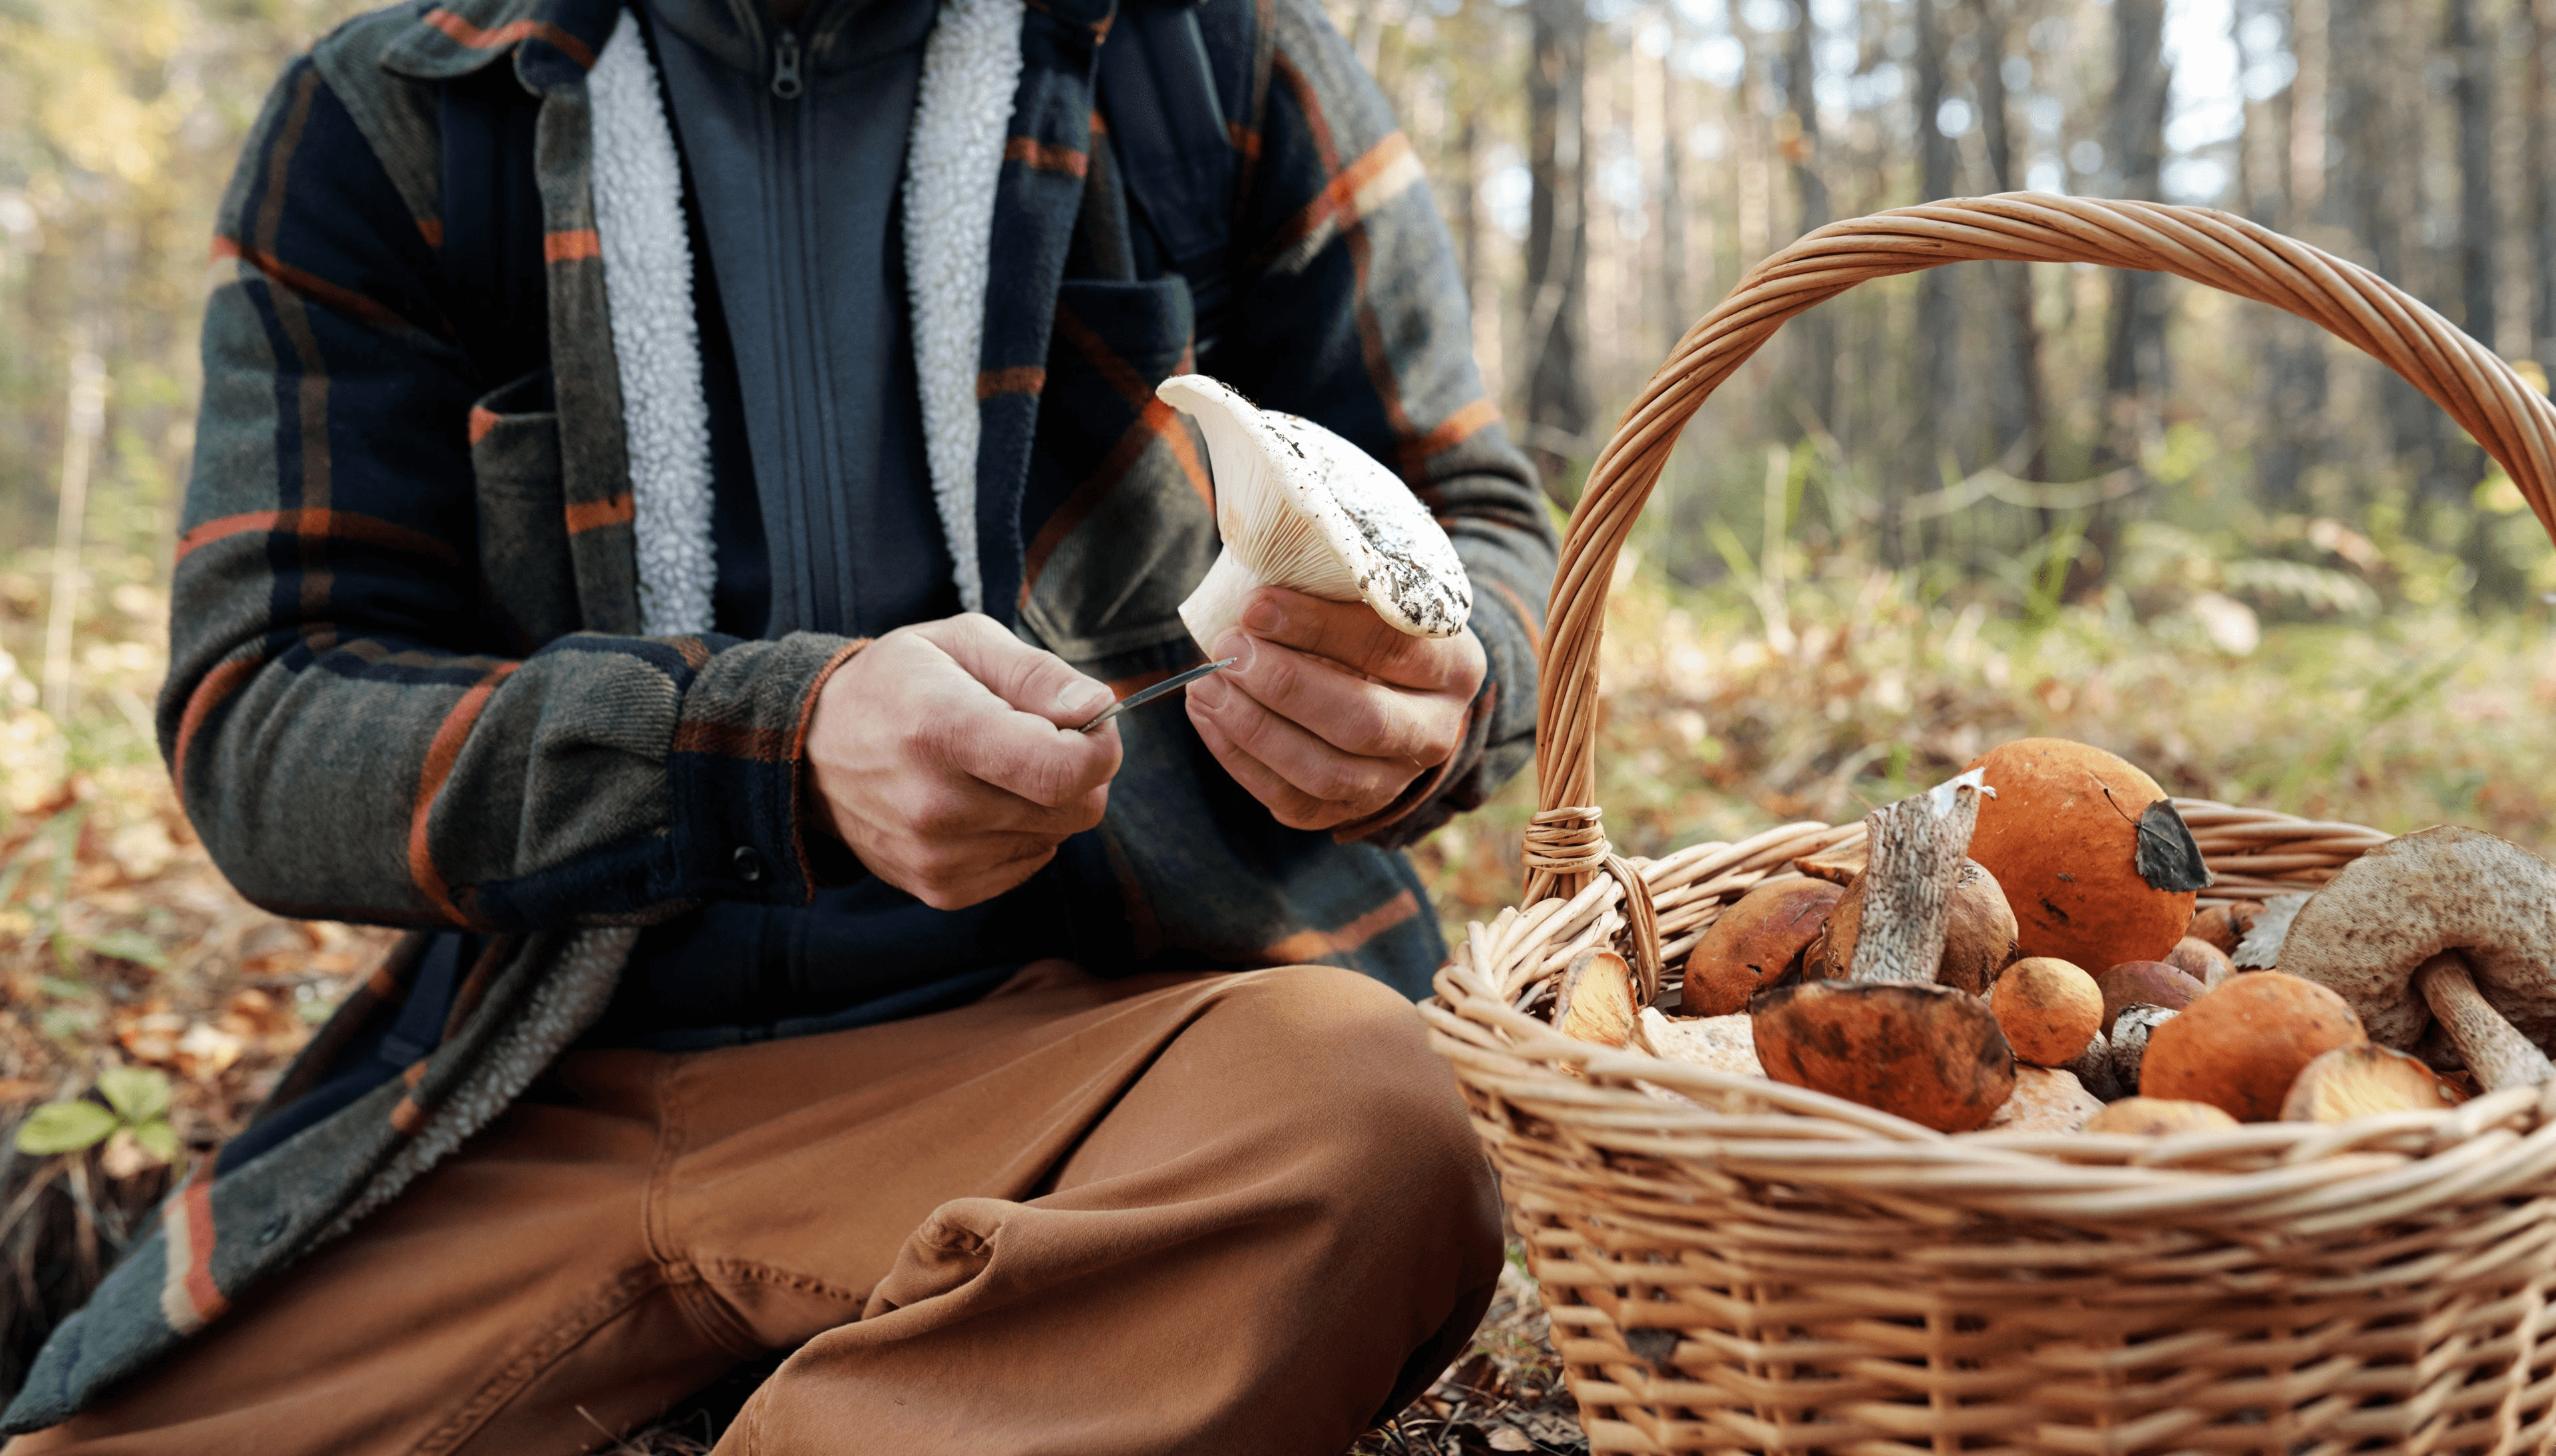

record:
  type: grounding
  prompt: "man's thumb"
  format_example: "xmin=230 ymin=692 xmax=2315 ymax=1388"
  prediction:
xmin=931 ymin=614 xmax=1112 ymax=729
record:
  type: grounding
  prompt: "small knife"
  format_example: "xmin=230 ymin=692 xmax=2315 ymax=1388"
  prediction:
xmin=1077 ymin=657 xmax=1239 ymax=733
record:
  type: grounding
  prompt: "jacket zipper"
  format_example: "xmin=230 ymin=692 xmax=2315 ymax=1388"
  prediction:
xmin=771 ymin=31 xmax=803 ymax=100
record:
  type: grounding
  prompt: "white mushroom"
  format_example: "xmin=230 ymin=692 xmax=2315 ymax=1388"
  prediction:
xmin=1156 ymin=374 xmax=1472 ymax=652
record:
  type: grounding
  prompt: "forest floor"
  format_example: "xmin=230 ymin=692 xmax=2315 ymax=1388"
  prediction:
xmin=3 ymin=555 xmax=2551 ymax=1445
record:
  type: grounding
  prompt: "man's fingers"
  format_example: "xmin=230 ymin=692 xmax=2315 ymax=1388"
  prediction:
xmin=924 ymin=612 xmax=1115 ymax=728
xmin=1185 ymin=677 xmax=1411 ymax=813
xmin=1188 ymin=710 xmax=1358 ymax=832
xmin=1235 ymin=587 xmax=1474 ymax=692
xmin=1205 ymin=632 xmax=1460 ymax=763
xmin=906 ymin=616 xmax=1122 ymax=804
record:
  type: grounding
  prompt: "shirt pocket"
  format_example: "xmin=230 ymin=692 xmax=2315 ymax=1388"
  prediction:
xmin=1020 ymin=276 xmax=1220 ymax=663
xmin=467 ymin=367 xmax=581 ymax=649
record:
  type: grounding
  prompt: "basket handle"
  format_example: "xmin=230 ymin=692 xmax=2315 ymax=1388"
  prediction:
xmin=1524 ymin=194 xmax=2556 ymax=914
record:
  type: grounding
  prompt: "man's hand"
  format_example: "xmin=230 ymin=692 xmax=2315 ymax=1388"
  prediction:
xmin=807 ymin=615 xmax=1122 ymax=910
xmin=1185 ymin=586 xmax=1486 ymax=832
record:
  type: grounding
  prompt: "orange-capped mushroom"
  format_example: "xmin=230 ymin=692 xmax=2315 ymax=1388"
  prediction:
xmin=1962 ymin=738 xmax=2209 ymax=972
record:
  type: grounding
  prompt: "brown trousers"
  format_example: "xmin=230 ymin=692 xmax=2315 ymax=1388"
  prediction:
xmin=7 ymin=964 xmax=1504 ymax=1455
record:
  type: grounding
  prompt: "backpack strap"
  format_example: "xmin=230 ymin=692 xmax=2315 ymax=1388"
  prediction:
xmin=1098 ymin=1 xmax=1240 ymax=350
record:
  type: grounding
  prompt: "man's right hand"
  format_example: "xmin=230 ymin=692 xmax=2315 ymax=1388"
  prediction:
xmin=805 ymin=614 xmax=1122 ymax=911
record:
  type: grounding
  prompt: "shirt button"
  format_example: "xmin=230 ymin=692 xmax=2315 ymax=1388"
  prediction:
xmin=732 ymin=846 xmax=767 ymax=884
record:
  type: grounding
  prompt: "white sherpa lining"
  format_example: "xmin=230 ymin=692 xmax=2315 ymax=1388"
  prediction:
xmin=589 ymin=12 xmax=718 ymax=636
xmin=584 ymin=1 xmax=1024 ymax=624
xmin=903 ymin=0 xmax=1025 ymax=615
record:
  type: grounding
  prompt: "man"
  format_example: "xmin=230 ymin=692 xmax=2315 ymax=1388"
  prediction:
xmin=1 ymin=0 xmax=1555 ymax=1446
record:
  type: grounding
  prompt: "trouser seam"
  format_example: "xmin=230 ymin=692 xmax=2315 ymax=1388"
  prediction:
xmin=409 ymin=1263 xmax=668 ymax=1456
xmin=643 ymin=1056 xmax=763 ymax=1358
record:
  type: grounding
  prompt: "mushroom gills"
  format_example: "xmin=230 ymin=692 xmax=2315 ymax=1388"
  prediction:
xmin=2281 ymin=1041 xmax=2465 ymax=1121
xmin=1157 ymin=375 xmax=1472 ymax=650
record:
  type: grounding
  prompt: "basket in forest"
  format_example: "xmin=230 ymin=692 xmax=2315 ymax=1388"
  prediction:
xmin=1423 ymin=194 xmax=2556 ymax=1455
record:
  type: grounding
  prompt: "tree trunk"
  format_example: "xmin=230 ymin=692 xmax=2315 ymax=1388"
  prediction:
xmin=1971 ymin=0 xmax=2044 ymax=480
xmin=2255 ymin=0 xmax=2328 ymax=512
xmin=2330 ymin=0 xmax=2450 ymax=508
xmin=2449 ymin=0 xmax=2495 ymax=347
xmin=2103 ymin=0 xmax=2170 ymax=413
xmin=1785 ymin=2 xmax=1836 ymax=434
xmin=1455 ymin=114 xmax=1482 ymax=315
xmin=1524 ymin=0 xmax=1594 ymax=502
xmin=2535 ymin=0 xmax=2556 ymax=373
xmin=1899 ymin=0 xmax=1958 ymax=567
xmin=1657 ymin=42 xmax=1687 ymax=354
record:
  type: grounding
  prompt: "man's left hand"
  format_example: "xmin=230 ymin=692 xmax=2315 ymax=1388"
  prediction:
xmin=1185 ymin=586 xmax=1486 ymax=832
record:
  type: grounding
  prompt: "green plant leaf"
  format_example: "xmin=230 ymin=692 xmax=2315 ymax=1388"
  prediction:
xmin=82 ymin=929 xmax=167 ymax=970
xmin=130 ymin=1119 xmax=180 ymax=1165
xmin=13 ymin=1099 xmax=118 ymax=1155
xmin=97 ymin=1065 xmax=172 ymax=1123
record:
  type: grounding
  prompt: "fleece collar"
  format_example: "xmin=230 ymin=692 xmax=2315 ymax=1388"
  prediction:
xmin=398 ymin=0 xmax=1025 ymax=623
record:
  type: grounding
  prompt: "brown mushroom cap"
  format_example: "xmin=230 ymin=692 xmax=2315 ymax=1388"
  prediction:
xmin=2187 ymin=902 xmax=2263 ymax=956
xmin=1962 ymin=738 xmax=2202 ymax=972
xmin=1555 ymin=949 xmax=1643 ymax=1050
xmin=1681 ymin=879 xmax=1844 ymax=1016
xmin=2280 ymin=1042 xmax=2466 ymax=1123
xmin=1813 ymin=859 xmax=2019 ymax=995
xmin=2276 ymin=826 xmax=2556 ymax=1052
xmin=2164 ymin=938 xmax=2235 ymax=989
xmin=1749 ymin=979 xmax=2016 ymax=1133
xmin=2083 ymin=1097 xmax=2240 ymax=1136
xmin=2093 ymin=961 xmax=2207 ymax=1029
xmin=2139 ymin=972 xmax=2367 ymax=1121
xmin=1990 ymin=957 xmax=2103 ymax=1067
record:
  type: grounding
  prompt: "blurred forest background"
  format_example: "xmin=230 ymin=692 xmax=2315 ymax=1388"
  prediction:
xmin=3 ymin=0 xmax=2556 ymax=1439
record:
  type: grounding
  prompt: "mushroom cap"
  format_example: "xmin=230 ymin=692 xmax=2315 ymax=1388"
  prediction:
xmin=2138 ymin=972 xmax=2366 ymax=1121
xmin=2093 ymin=960 xmax=2207 ymax=1029
xmin=1749 ymin=979 xmax=2016 ymax=1132
xmin=1156 ymin=375 xmax=1472 ymax=637
xmin=1962 ymin=738 xmax=2200 ymax=972
xmin=2280 ymin=1042 xmax=2465 ymax=1123
xmin=2163 ymin=937 xmax=2235 ymax=990
xmin=2187 ymin=902 xmax=2264 ymax=956
xmin=2276 ymin=826 xmax=2556 ymax=1051
xmin=1990 ymin=957 xmax=2103 ymax=1066
xmin=2083 ymin=1097 xmax=2240 ymax=1136
xmin=1681 ymin=878 xmax=1842 ymax=1016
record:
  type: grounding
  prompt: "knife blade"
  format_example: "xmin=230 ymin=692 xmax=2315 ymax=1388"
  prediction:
xmin=1076 ymin=657 xmax=1239 ymax=733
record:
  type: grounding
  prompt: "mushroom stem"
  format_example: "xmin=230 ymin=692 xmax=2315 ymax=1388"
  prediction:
xmin=1176 ymin=550 xmax=1272 ymax=652
xmin=1846 ymin=773 xmax=1986 ymax=984
xmin=2417 ymin=952 xmax=2555 ymax=1091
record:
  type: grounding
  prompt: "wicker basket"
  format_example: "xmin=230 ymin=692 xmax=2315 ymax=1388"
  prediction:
xmin=1424 ymin=195 xmax=2556 ymax=1454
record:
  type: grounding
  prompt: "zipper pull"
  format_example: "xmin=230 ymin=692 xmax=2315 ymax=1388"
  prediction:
xmin=771 ymin=31 xmax=803 ymax=99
